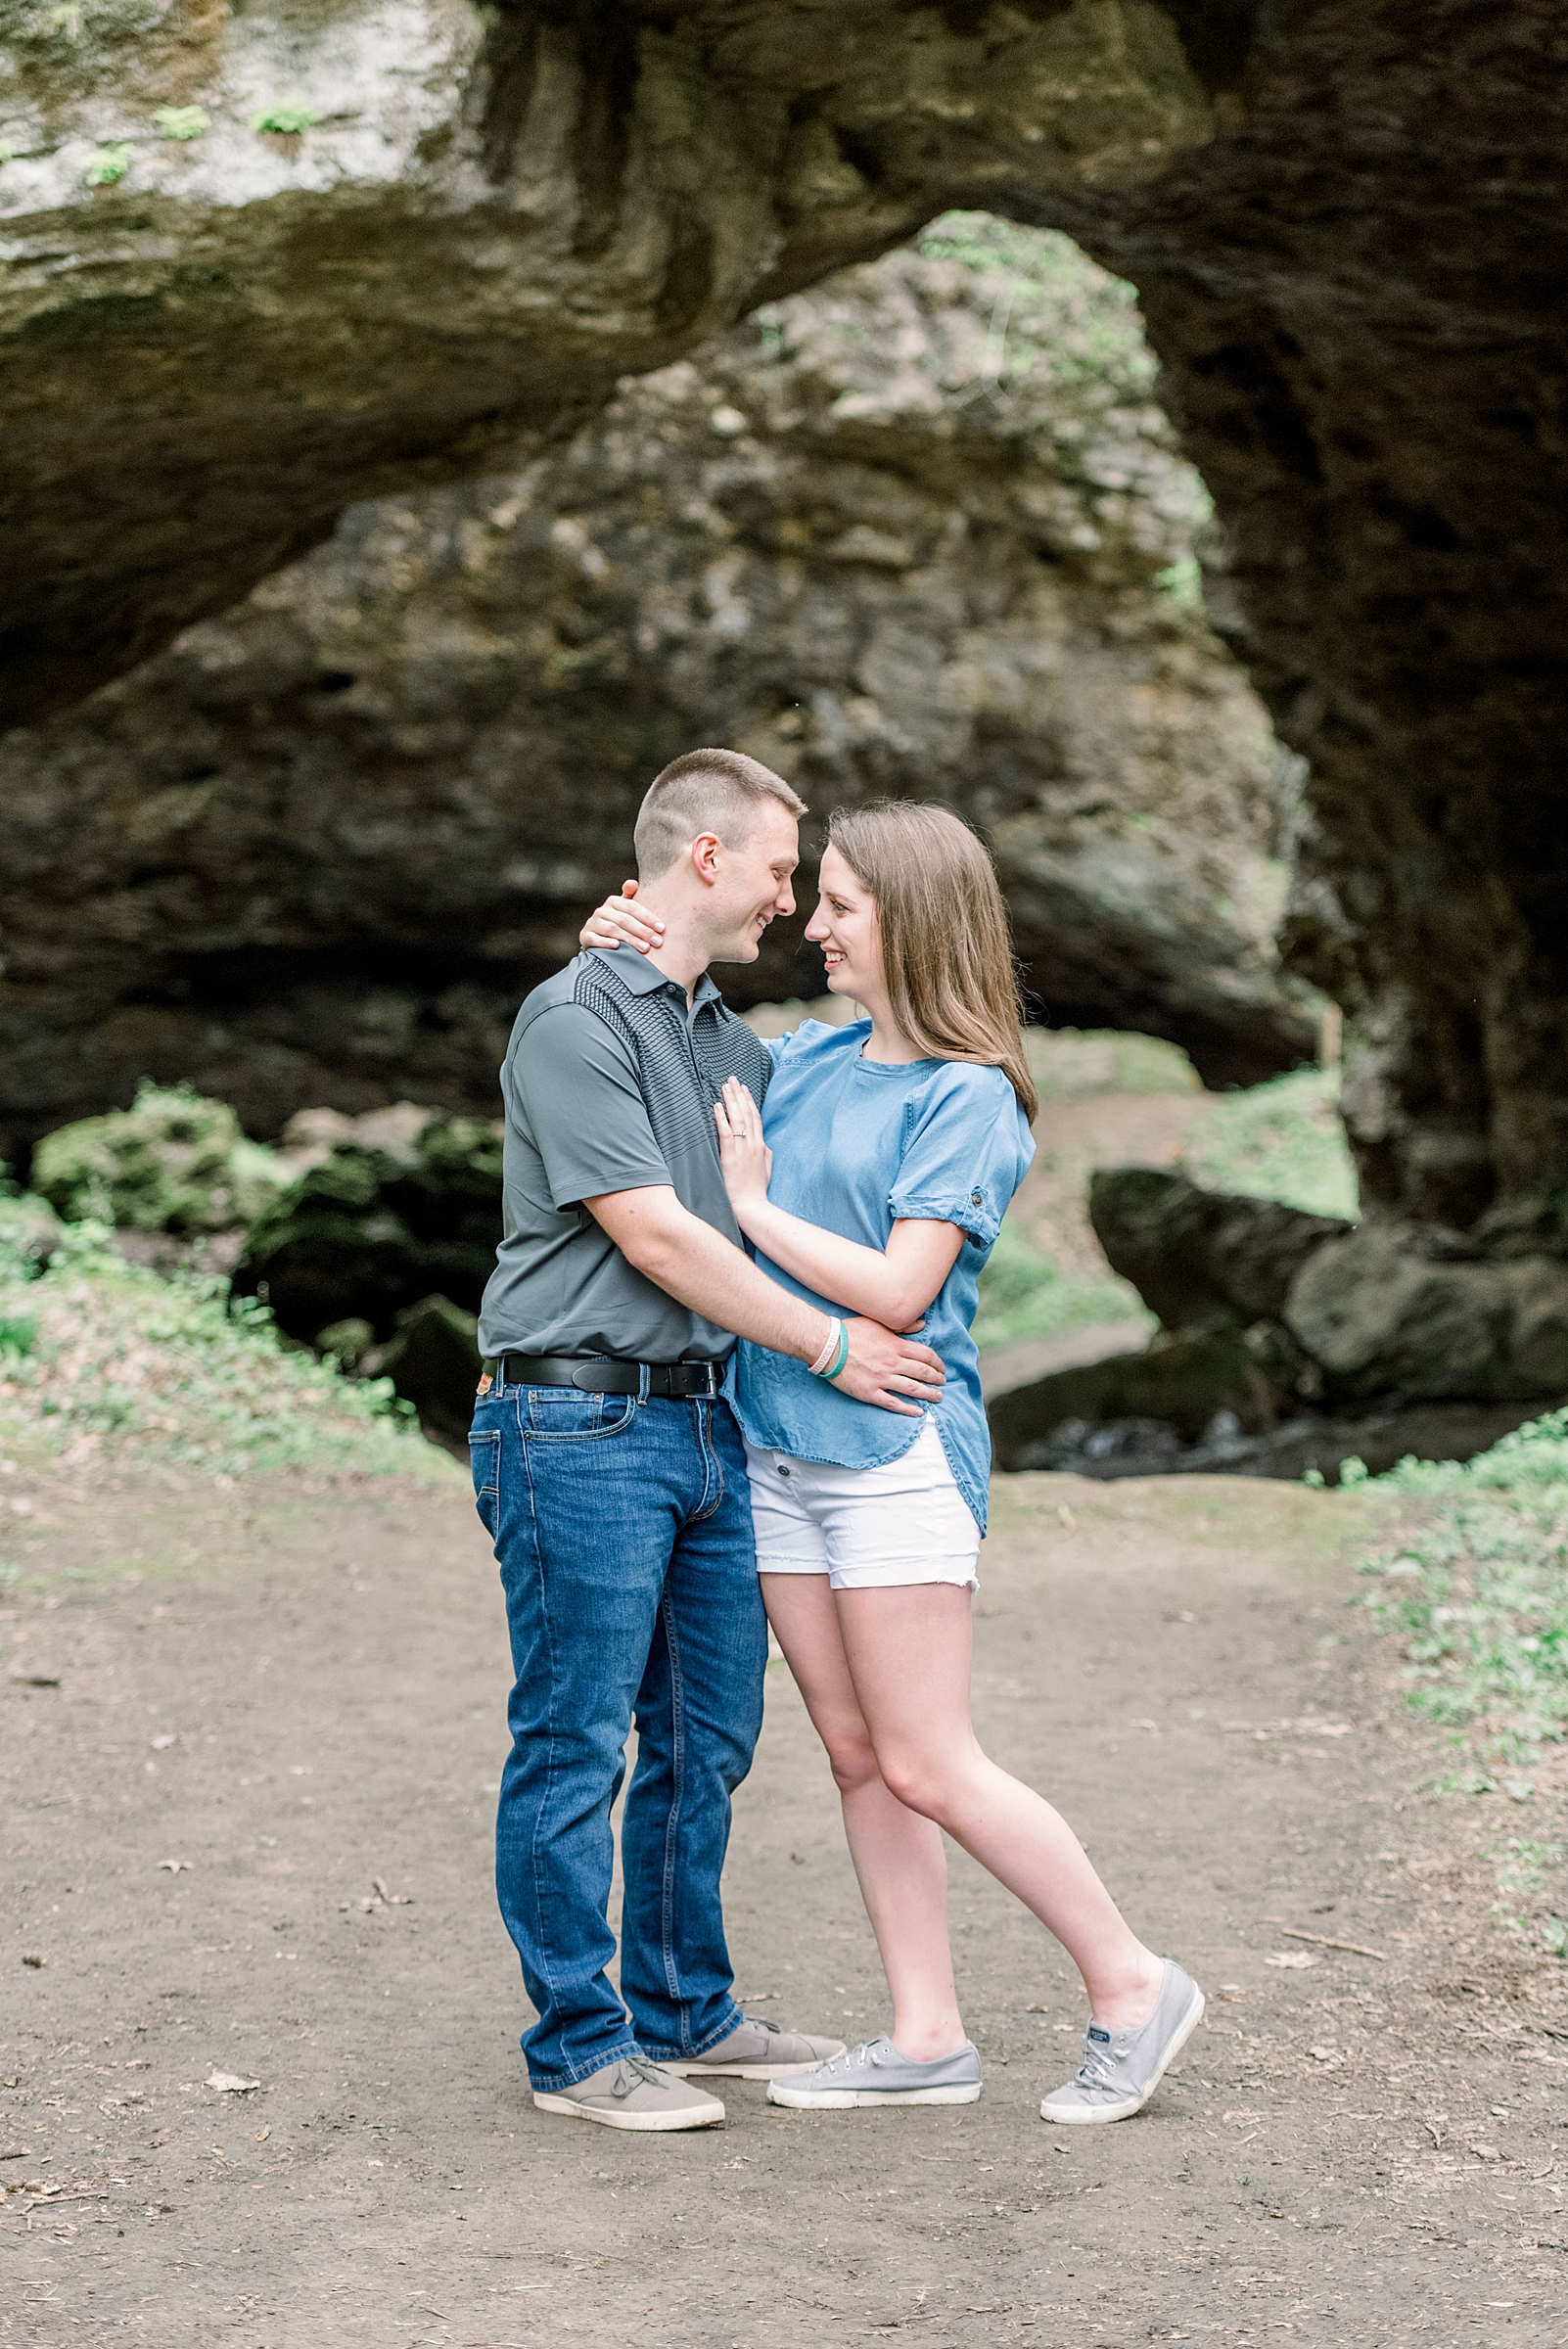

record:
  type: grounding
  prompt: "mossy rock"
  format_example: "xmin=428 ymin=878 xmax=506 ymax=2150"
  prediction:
xmin=232 ymin=1108 xmax=502 ymax=1342
xmin=987 ymin=1325 xmax=1283 ymax=1472
xmin=31 ymin=1082 xmax=286 ymax=1233
xmin=0 ymin=1190 xmax=65 ymax=1275
xmin=368 ymin=1294 xmax=482 ymax=1448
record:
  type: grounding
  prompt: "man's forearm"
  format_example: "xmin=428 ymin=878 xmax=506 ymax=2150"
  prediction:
xmin=587 ymin=1189 xmax=829 ymax=1360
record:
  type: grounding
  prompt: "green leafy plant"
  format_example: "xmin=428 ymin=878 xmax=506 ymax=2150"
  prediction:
xmin=82 ymin=142 xmax=134 ymax=187
xmin=153 ymin=106 xmax=209 ymax=141
xmin=1359 ymin=1408 xmax=1568 ymax=1957
xmin=0 ymin=1246 xmax=449 ymax=1483
xmin=0 ymin=1303 xmax=38 ymax=1359
xmin=254 ymin=100 xmax=318 ymax=137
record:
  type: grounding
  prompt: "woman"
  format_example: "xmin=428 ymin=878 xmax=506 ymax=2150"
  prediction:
xmin=581 ymin=803 xmax=1201 ymax=2122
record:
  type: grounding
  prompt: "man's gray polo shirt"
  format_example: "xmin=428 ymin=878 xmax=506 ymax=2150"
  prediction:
xmin=477 ymin=946 xmax=773 ymax=1363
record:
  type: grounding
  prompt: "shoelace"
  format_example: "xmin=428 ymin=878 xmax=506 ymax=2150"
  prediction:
xmin=608 ymin=2052 xmax=675 ymax=2100
xmin=817 ymin=2039 xmax=886 ymax=2078
xmin=1071 ymin=2034 xmax=1123 ymax=2095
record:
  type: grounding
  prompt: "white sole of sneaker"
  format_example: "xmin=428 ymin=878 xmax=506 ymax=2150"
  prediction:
xmin=531 ymin=2088 xmax=725 ymax=2131
xmin=1038 ymin=1982 xmax=1206 ymax=2125
xmin=662 ymin=2043 xmax=849 ymax=2081
xmin=766 ymin=2080 xmax=983 ymax=2109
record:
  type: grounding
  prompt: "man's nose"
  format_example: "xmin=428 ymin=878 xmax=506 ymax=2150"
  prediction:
xmin=776 ymin=883 xmax=797 ymax=916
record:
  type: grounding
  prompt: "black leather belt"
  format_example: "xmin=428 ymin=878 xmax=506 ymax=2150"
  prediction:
xmin=491 ymin=1353 xmax=724 ymax=1399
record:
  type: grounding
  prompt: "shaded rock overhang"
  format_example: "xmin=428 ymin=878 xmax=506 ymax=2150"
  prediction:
xmin=3 ymin=2 xmax=1565 ymax=1226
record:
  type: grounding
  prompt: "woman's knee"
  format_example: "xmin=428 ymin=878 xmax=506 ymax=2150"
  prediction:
xmin=820 ymin=1723 xmax=883 ymax=1798
xmin=874 ymin=1746 xmax=958 ymax=1825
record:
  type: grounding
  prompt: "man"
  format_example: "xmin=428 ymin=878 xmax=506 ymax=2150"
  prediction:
xmin=473 ymin=748 xmax=945 ymax=2133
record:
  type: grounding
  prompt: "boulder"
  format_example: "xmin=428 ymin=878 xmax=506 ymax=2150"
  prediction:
xmin=232 ymin=1105 xmax=502 ymax=1345
xmin=364 ymin=1295 xmax=482 ymax=1451
xmin=988 ymin=1326 xmax=1282 ymax=1474
xmin=1284 ymin=1226 xmax=1568 ymax=1405
xmin=1088 ymin=1168 xmax=1353 ymax=1333
xmin=30 ymin=1082 xmax=285 ymax=1234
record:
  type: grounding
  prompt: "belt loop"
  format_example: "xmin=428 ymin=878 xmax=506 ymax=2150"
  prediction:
xmin=637 ymin=1362 xmax=651 ymax=1405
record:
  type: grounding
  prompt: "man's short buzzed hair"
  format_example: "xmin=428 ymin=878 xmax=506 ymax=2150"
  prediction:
xmin=633 ymin=748 xmax=807 ymax=880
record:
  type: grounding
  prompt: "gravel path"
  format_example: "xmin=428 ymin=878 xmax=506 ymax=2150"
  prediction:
xmin=2 ymin=1455 xmax=1564 ymax=2345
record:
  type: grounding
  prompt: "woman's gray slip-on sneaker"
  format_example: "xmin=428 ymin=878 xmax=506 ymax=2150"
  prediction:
xmin=661 ymin=2016 xmax=849 ymax=2080
xmin=533 ymin=2052 xmax=725 ymax=2132
xmin=766 ymin=2036 xmax=983 ymax=2109
xmin=1039 ymin=1960 xmax=1205 ymax=2125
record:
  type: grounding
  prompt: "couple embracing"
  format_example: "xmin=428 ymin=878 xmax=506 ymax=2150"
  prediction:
xmin=471 ymin=749 xmax=1202 ymax=2134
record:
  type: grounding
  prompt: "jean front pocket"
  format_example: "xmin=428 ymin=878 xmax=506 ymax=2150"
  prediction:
xmin=468 ymin=1428 xmax=501 ymax=1539
xmin=525 ymin=1385 xmax=637 ymax=1441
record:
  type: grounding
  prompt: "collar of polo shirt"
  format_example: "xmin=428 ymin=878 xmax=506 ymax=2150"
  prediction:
xmin=589 ymin=944 xmax=722 ymax=1008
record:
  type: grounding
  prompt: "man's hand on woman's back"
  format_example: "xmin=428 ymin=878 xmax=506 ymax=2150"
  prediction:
xmin=833 ymin=1317 xmax=945 ymax=1417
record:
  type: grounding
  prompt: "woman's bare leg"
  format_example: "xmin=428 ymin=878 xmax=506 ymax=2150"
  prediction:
xmin=761 ymin=1573 xmax=968 ymax=2059
xmin=835 ymin=1583 xmax=1164 ymax=2031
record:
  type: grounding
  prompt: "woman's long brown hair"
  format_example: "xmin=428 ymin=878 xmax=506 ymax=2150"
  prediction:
xmin=826 ymin=803 xmax=1038 ymax=1121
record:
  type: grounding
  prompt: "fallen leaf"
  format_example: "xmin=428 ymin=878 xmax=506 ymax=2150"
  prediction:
xmin=150 ymin=1734 xmax=177 ymax=1751
xmin=21 ymin=1954 xmax=45 ymax=1969
xmin=1470 ymin=2144 xmax=1502 ymax=2162
xmin=254 ymin=2126 xmax=270 ymax=2142
xmin=157 ymin=1860 xmax=191 ymax=1873
xmin=0 ymin=2146 xmax=31 ymax=2160
xmin=10 ymin=1672 xmax=60 ymax=1688
xmin=1266 ymin=1951 xmax=1319 ymax=1968
xmin=204 ymin=2070 xmax=259 ymax=2096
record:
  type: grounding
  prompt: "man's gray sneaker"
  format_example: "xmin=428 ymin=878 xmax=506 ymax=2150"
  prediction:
xmin=767 ymin=2036 xmax=983 ymax=2109
xmin=1040 ymin=1959 xmax=1205 ymax=2125
xmin=533 ymin=2052 xmax=725 ymax=2132
xmin=663 ymin=2016 xmax=848 ymax=2081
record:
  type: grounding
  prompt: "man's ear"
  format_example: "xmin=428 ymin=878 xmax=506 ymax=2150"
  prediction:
xmin=688 ymin=830 xmax=723 ymax=888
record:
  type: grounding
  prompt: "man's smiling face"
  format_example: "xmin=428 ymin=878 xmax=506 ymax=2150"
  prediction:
xmin=705 ymin=799 xmax=800 ymax=963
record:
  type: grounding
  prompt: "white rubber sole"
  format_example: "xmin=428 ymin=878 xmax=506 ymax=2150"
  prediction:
xmin=532 ymin=2087 xmax=725 ymax=2132
xmin=766 ymin=2079 xmax=983 ymax=2109
xmin=663 ymin=2041 xmax=849 ymax=2082
xmin=1039 ymin=1982 xmax=1206 ymax=2125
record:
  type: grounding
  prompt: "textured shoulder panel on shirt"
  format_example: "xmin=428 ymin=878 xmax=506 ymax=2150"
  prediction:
xmin=569 ymin=957 xmax=639 ymax=1050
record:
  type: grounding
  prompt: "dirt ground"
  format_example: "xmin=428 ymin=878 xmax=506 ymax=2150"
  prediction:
xmin=3 ymin=1446 xmax=1566 ymax=2348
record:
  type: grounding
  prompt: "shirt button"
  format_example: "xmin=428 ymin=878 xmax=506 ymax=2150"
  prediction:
xmin=777 ymin=1463 xmax=791 ymax=1478
xmin=971 ymin=1190 xmax=984 ymax=1206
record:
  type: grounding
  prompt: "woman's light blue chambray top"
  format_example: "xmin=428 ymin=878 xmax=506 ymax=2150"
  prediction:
xmin=733 ymin=1020 xmax=1035 ymax=1534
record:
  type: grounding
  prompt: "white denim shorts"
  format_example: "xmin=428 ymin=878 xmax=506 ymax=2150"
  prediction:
xmin=744 ymin=1416 xmax=981 ymax=1590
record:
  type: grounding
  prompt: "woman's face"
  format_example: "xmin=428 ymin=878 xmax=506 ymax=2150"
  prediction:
xmin=806 ymin=844 xmax=883 ymax=1000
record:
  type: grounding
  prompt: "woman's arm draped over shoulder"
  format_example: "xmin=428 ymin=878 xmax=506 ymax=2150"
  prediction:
xmin=715 ymin=1079 xmax=963 ymax=1327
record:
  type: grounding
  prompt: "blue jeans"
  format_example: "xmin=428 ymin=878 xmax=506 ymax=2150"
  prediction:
xmin=470 ymin=1378 xmax=767 ymax=2090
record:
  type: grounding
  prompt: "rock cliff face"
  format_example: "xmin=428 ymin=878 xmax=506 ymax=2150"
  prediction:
xmin=0 ymin=219 xmax=1308 ymax=1151
xmin=3 ymin=4 xmax=1565 ymax=1235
